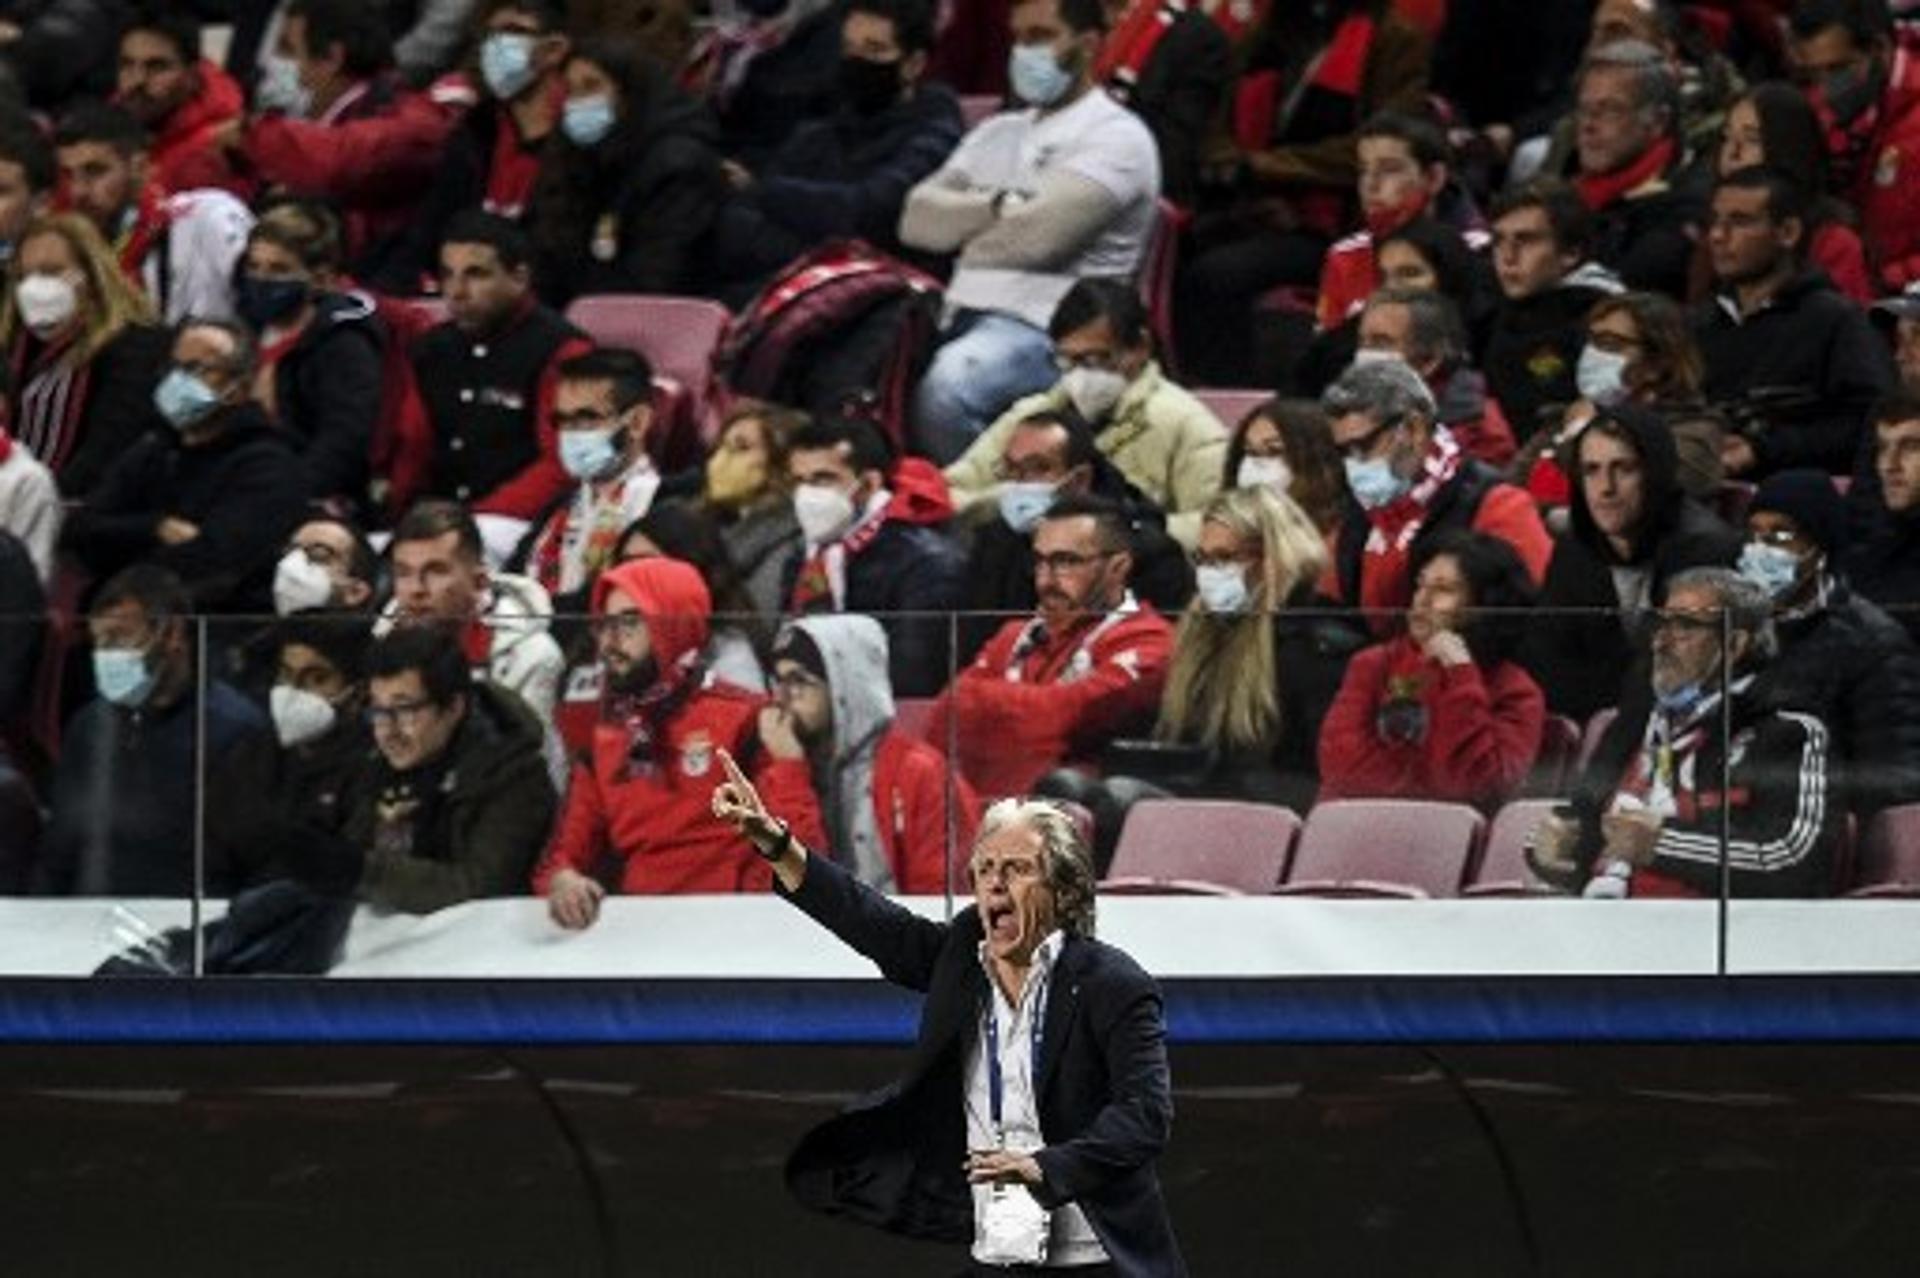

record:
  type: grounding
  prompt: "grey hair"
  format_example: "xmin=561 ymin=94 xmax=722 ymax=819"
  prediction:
xmin=1666 ymin=567 xmax=1779 ymax=664
xmin=1321 ymin=355 xmax=1437 ymax=426
xmin=1366 ymin=286 xmax=1466 ymax=369
xmin=1581 ymin=38 xmax=1679 ymax=129
xmin=975 ymin=798 xmax=1097 ymax=937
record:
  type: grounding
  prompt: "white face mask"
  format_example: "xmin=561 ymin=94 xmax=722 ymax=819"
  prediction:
xmin=270 ymin=684 xmax=338 ymax=748
xmin=1350 ymin=347 xmax=1400 ymax=370
xmin=1576 ymin=344 xmax=1631 ymax=407
xmin=1061 ymin=366 xmax=1129 ymax=423
xmin=273 ymin=548 xmax=336 ymax=616
xmin=1194 ymin=563 xmax=1252 ymax=615
xmin=1236 ymin=455 xmax=1293 ymax=493
xmin=793 ymin=481 xmax=857 ymax=544
xmin=15 ymin=273 xmax=77 ymax=337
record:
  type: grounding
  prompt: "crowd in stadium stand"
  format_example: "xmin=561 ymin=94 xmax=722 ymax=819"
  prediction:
xmin=9 ymin=0 xmax=1920 ymax=915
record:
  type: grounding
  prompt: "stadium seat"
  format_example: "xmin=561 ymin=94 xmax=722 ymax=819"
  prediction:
xmin=1524 ymin=715 xmax=1583 ymax=796
xmin=564 ymin=294 xmax=733 ymax=464
xmin=1849 ymin=805 xmax=1920 ymax=897
xmin=1098 ymin=798 xmax=1301 ymax=895
xmin=1277 ymin=799 xmax=1485 ymax=898
xmin=1465 ymin=799 xmax=1564 ymax=897
xmin=1579 ymin=707 xmax=1620 ymax=771
xmin=1139 ymin=199 xmax=1188 ymax=376
xmin=1193 ymin=388 xmax=1270 ymax=433
xmin=959 ymin=94 xmax=1002 ymax=128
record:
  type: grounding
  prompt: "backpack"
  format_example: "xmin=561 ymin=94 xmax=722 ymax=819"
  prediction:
xmin=715 ymin=239 xmax=942 ymax=454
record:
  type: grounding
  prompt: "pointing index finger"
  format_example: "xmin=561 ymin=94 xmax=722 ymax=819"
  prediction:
xmin=717 ymin=746 xmax=750 ymax=791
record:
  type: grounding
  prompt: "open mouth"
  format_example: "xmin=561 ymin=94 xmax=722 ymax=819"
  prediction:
xmin=986 ymin=904 xmax=1018 ymax=945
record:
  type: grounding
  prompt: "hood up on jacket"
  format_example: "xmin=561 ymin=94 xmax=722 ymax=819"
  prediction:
xmin=1568 ymin=402 xmax=1687 ymax=567
xmin=593 ymin=555 xmax=713 ymax=675
xmin=781 ymin=612 xmax=898 ymax=890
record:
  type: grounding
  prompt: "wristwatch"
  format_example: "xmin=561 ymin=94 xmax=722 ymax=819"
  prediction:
xmin=756 ymin=818 xmax=793 ymax=863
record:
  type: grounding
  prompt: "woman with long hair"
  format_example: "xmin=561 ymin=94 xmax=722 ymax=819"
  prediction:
xmin=1041 ymin=485 xmax=1363 ymax=860
xmin=1318 ymin=528 xmax=1545 ymax=807
xmin=695 ymin=399 xmax=806 ymax=618
xmin=1220 ymin=397 xmax=1345 ymax=535
xmin=530 ymin=37 xmax=727 ymax=304
xmin=1 ymin=213 xmax=165 ymax=497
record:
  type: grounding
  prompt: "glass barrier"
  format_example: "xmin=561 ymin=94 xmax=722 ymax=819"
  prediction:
xmin=4 ymin=592 xmax=1916 ymax=979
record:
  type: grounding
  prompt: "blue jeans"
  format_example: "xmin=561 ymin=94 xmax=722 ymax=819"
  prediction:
xmin=911 ymin=310 xmax=1059 ymax=464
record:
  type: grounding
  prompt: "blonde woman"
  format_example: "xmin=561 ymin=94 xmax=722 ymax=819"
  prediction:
xmin=1039 ymin=485 xmax=1365 ymax=862
xmin=2 ymin=213 xmax=164 ymax=497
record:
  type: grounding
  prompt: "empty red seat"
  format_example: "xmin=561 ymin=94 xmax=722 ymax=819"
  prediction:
xmin=1193 ymin=389 xmax=1271 ymax=433
xmin=1849 ymin=805 xmax=1920 ymax=898
xmin=1525 ymin=715 xmax=1583 ymax=796
xmin=1098 ymin=799 xmax=1301 ymax=895
xmin=1466 ymin=799 xmax=1565 ymax=897
xmin=564 ymin=294 xmax=732 ymax=465
xmin=1139 ymin=199 xmax=1187 ymax=376
xmin=1278 ymin=799 xmax=1485 ymax=898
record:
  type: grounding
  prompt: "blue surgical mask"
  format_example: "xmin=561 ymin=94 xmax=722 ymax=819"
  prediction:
xmin=559 ymin=427 xmax=623 ymax=481
xmin=480 ymin=32 xmax=539 ymax=100
xmin=998 ymin=480 xmax=1058 ymax=533
xmin=1009 ymin=41 xmax=1074 ymax=107
xmin=562 ymin=94 xmax=617 ymax=147
xmin=255 ymin=53 xmax=313 ymax=117
xmin=93 ymin=646 xmax=156 ymax=708
xmin=1739 ymin=540 xmax=1803 ymax=600
xmin=1195 ymin=563 xmax=1251 ymax=615
xmin=1654 ymin=681 xmax=1707 ymax=720
xmin=153 ymin=367 xmax=223 ymax=430
xmin=1576 ymin=344 xmax=1630 ymax=407
xmin=1344 ymin=453 xmax=1410 ymax=510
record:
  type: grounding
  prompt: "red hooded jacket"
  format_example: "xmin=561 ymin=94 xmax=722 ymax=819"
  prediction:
xmin=782 ymin=732 xmax=983 ymax=894
xmin=532 ymin=558 xmax=813 ymax=894
xmin=133 ymin=60 xmax=248 ymax=196
xmin=923 ymin=600 xmax=1174 ymax=800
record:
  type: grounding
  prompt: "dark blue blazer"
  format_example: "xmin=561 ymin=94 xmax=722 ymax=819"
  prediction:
xmin=781 ymin=855 xmax=1187 ymax=1277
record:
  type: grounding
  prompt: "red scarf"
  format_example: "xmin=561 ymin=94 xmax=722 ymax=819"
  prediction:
xmin=483 ymin=88 xmax=561 ymax=219
xmin=1355 ymin=426 xmax=1464 ymax=631
xmin=9 ymin=334 xmax=90 ymax=474
xmin=1097 ymin=0 xmax=1182 ymax=100
xmin=114 ymin=184 xmax=173 ymax=289
xmin=1363 ymin=186 xmax=1430 ymax=241
xmin=0 ymin=426 xmax=13 ymax=465
xmin=789 ymin=494 xmax=891 ymax=613
xmin=1572 ymin=136 xmax=1676 ymax=212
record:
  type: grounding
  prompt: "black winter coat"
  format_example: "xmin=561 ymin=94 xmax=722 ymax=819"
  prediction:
xmin=1693 ymin=271 xmax=1895 ymax=476
xmin=1482 ymin=270 xmax=1617 ymax=443
xmin=1519 ymin=405 xmax=1742 ymax=722
xmin=1846 ymin=506 xmax=1920 ymax=643
xmin=62 ymin=402 xmax=310 ymax=613
xmin=1754 ymin=584 xmax=1920 ymax=815
xmin=781 ymin=518 xmax=966 ymax=698
xmin=274 ymin=291 xmax=385 ymax=504
xmin=40 ymin=322 xmax=170 ymax=499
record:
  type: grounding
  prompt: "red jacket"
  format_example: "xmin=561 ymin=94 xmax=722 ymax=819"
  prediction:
xmin=924 ymin=601 xmax=1174 ymax=799
xmin=1317 ymin=634 xmax=1544 ymax=807
xmin=782 ymin=731 xmax=983 ymax=894
xmin=1844 ymin=36 xmax=1920 ymax=291
xmin=1316 ymin=230 xmax=1376 ymax=331
xmin=532 ymin=558 xmax=799 ymax=894
xmin=242 ymin=76 xmax=470 ymax=262
xmin=132 ymin=60 xmax=247 ymax=196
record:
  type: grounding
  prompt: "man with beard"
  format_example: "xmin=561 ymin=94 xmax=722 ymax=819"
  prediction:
xmin=114 ymin=9 xmax=246 ymax=196
xmin=1789 ymin=0 xmax=1920 ymax=293
xmin=924 ymin=492 xmax=1173 ymax=800
xmin=752 ymin=615 xmax=981 ymax=894
xmin=537 ymin=556 xmax=816 ymax=925
xmin=1531 ymin=567 xmax=1841 ymax=899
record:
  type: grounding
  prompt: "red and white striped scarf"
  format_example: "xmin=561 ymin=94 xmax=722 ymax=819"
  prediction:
xmin=10 ymin=336 xmax=90 ymax=474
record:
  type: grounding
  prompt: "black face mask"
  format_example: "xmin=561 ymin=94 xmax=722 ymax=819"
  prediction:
xmin=739 ymin=0 xmax=788 ymax=17
xmin=236 ymin=274 xmax=311 ymax=329
xmin=838 ymin=55 xmax=903 ymax=116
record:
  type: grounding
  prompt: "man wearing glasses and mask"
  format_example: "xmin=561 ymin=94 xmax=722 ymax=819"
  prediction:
xmin=1529 ymin=567 xmax=1841 ymax=899
xmin=923 ymin=493 xmax=1171 ymax=800
xmin=711 ymin=768 xmax=1185 ymax=1277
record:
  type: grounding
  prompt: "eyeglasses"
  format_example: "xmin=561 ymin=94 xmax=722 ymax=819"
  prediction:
xmin=1033 ymin=550 xmax=1114 ymax=576
xmin=992 ymin=459 xmax=1066 ymax=483
xmin=1334 ymin=415 xmax=1405 ymax=461
xmin=1747 ymin=528 xmax=1802 ymax=548
xmin=366 ymin=699 xmax=435 ymax=727
xmin=592 ymin=612 xmax=647 ymax=639
xmin=969 ymin=856 xmax=1042 ymax=884
xmin=1651 ymin=613 xmax=1721 ymax=636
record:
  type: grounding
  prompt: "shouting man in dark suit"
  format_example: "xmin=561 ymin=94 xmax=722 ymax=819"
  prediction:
xmin=710 ymin=750 xmax=1185 ymax=1277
